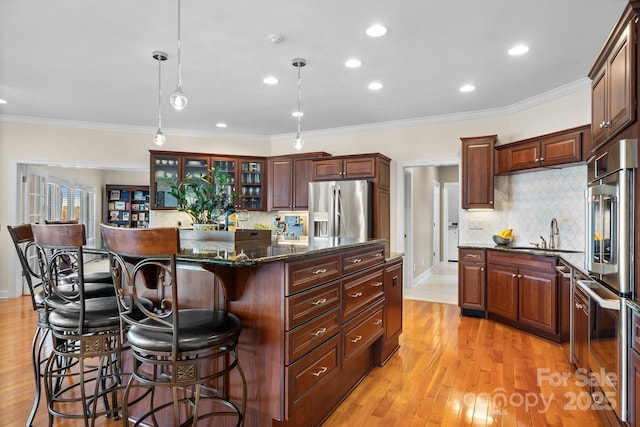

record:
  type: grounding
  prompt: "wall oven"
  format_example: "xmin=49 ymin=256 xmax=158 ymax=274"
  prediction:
xmin=584 ymin=138 xmax=637 ymax=424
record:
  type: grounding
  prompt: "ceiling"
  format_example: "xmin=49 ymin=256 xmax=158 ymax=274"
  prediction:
xmin=0 ymin=0 xmax=629 ymax=140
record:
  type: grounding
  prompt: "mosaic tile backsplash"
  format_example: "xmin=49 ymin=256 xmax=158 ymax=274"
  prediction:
xmin=460 ymin=165 xmax=587 ymax=251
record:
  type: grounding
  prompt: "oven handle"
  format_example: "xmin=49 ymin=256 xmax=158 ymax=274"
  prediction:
xmin=576 ymin=280 xmax=620 ymax=310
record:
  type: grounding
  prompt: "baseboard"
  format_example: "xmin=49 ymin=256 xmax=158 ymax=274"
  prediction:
xmin=409 ymin=267 xmax=433 ymax=288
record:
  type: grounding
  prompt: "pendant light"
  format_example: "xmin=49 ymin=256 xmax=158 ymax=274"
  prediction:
xmin=152 ymin=51 xmax=168 ymax=146
xmin=170 ymin=0 xmax=188 ymax=110
xmin=292 ymin=58 xmax=306 ymax=150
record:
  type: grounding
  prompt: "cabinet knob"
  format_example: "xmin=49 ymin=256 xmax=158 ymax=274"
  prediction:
xmin=517 ymin=274 xmax=522 ymax=278
xmin=534 ymin=158 xmax=539 ymax=162
xmin=539 ymin=157 xmax=544 ymax=161
xmin=512 ymin=273 xmax=517 ymax=278
xmin=480 ymin=267 xmax=484 ymax=271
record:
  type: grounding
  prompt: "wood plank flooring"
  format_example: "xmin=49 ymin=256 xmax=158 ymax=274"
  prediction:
xmin=0 ymin=296 xmax=606 ymax=426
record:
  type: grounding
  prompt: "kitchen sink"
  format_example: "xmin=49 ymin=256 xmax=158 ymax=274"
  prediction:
xmin=506 ymin=246 xmax=582 ymax=254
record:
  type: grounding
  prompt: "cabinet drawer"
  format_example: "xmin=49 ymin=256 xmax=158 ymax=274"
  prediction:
xmin=286 ymin=255 xmax=341 ymax=295
xmin=286 ymin=334 xmax=340 ymax=418
xmin=632 ymin=309 xmax=640 ymax=355
xmin=487 ymin=250 xmax=557 ymax=272
xmin=343 ymin=303 xmax=384 ymax=361
xmin=342 ymin=246 xmax=385 ymax=275
xmin=343 ymin=268 xmax=384 ymax=321
xmin=286 ymin=307 xmax=341 ymax=365
xmin=459 ymin=248 xmax=485 ymax=263
xmin=286 ymin=280 xmax=341 ymax=330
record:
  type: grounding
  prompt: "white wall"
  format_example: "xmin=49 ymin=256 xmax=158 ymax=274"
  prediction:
xmin=0 ymin=86 xmax=592 ymax=296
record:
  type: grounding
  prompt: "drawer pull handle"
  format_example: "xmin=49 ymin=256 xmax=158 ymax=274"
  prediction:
xmin=350 ymin=335 xmax=363 ymax=343
xmin=372 ymin=282 xmax=383 ymax=287
xmin=312 ymin=327 xmax=327 ymax=337
xmin=350 ymin=292 xmax=363 ymax=298
xmin=351 ymin=258 xmax=362 ymax=264
xmin=313 ymin=268 xmax=327 ymax=275
xmin=373 ymin=319 xmax=382 ymax=325
xmin=312 ymin=366 xmax=328 ymax=377
xmin=311 ymin=298 xmax=327 ymax=306
xmin=465 ymin=254 xmax=479 ymax=258
xmin=374 ymin=253 xmax=383 ymax=257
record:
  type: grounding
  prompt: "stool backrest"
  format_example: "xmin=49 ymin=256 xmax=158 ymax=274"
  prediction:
xmin=7 ymin=224 xmax=44 ymax=311
xmin=101 ymin=225 xmax=181 ymax=353
xmin=31 ymin=223 xmax=88 ymax=311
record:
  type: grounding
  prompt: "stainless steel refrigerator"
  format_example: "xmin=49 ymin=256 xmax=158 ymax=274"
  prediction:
xmin=308 ymin=180 xmax=373 ymax=240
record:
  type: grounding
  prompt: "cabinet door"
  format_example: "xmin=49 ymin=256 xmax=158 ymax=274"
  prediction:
xmin=487 ymin=264 xmax=518 ymax=320
xmin=573 ymin=286 xmax=589 ymax=370
xmin=269 ymin=158 xmax=294 ymax=211
xmin=293 ymin=158 xmax=314 ymax=210
xmin=607 ymin=23 xmax=634 ymax=139
xmin=591 ymin=68 xmax=608 ymax=149
xmin=212 ymin=157 xmax=237 ymax=199
xmin=183 ymin=155 xmax=210 ymax=180
xmin=507 ymin=141 xmax=540 ymax=171
xmin=540 ymin=133 xmax=582 ymax=167
xmin=150 ymin=153 xmax=181 ymax=209
xmin=383 ymin=259 xmax=403 ymax=340
xmin=631 ymin=350 xmax=640 ymax=427
xmin=313 ymin=159 xmax=343 ymax=180
xmin=518 ymin=269 xmax=557 ymax=334
xmin=343 ymin=157 xmax=376 ymax=179
xmin=460 ymin=136 xmax=495 ymax=209
xmin=239 ymin=160 xmax=264 ymax=210
xmin=459 ymin=262 xmax=485 ymax=310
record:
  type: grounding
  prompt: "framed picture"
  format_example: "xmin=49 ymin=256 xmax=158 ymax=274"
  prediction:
xmin=109 ymin=211 xmax=120 ymax=221
xmin=122 ymin=212 xmax=130 ymax=221
xmin=114 ymin=201 xmax=126 ymax=210
xmin=138 ymin=212 xmax=146 ymax=221
xmin=133 ymin=190 xmax=145 ymax=201
xmin=131 ymin=213 xmax=138 ymax=221
xmin=109 ymin=189 xmax=121 ymax=200
xmin=108 ymin=202 xmax=115 ymax=210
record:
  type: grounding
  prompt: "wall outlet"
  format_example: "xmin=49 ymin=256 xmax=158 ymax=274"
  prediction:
xmin=469 ymin=220 xmax=484 ymax=230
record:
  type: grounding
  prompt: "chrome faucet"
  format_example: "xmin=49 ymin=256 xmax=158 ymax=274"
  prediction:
xmin=550 ymin=218 xmax=559 ymax=249
xmin=539 ymin=236 xmax=547 ymax=249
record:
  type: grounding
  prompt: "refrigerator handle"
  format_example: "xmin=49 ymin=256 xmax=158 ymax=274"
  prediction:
xmin=335 ymin=186 xmax=342 ymax=236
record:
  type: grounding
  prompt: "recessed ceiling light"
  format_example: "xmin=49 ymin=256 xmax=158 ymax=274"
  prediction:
xmin=345 ymin=58 xmax=362 ymax=68
xmin=263 ymin=76 xmax=279 ymax=85
xmin=459 ymin=84 xmax=475 ymax=93
xmin=0 ymin=98 xmax=7 ymax=104
xmin=216 ymin=123 xmax=227 ymax=128
xmin=508 ymin=44 xmax=530 ymax=56
xmin=368 ymin=82 xmax=383 ymax=90
xmin=366 ymin=24 xmax=387 ymax=37
xmin=292 ymin=111 xmax=303 ymax=118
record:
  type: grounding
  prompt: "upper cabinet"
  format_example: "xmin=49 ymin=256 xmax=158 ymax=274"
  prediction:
xmin=150 ymin=151 xmax=266 ymax=211
xmin=268 ymin=152 xmax=330 ymax=211
xmin=589 ymin=9 xmax=636 ymax=152
xmin=494 ymin=125 xmax=590 ymax=174
xmin=460 ymin=135 xmax=496 ymax=209
xmin=313 ymin=155 xmax=383 ymax=181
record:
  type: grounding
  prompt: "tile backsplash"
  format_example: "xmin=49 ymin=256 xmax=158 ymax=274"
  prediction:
xmin=460 ymin=165 xmax=587 ymax=251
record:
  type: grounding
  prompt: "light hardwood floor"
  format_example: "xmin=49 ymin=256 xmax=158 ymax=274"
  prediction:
xmin=0 ymin=296 xmax=606 ymax=427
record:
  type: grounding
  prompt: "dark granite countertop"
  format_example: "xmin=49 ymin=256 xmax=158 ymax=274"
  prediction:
xmin=458 ymin=243 xmax=587 ymax=275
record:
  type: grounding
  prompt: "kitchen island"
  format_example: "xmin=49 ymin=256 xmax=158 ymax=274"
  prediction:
xmin=123 ymin=233 xmax=402 ymax=427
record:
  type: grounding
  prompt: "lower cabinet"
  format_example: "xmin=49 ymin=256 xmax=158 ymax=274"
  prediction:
xmin=458 ymin=248 xmax=486 ymax=317
xmin=572 ymin=276 xmax=589 ymax=371
xmin=377 ymin=256 xmax=403 ymax=365
xmin=486 ymin=250 xmax=565 ymax=342
xmin=629 ymin=306 xmax=640 ymax=426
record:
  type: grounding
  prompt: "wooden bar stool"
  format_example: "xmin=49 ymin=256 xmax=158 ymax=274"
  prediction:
xmin=32 ymin=223 xmax=123 ymax=427
xmin=101 ymin=225 xmax=247 ymax=426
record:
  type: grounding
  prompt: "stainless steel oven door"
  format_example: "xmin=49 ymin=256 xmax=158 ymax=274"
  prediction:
xmin=576 ymin=280 xmax=627 ymax=422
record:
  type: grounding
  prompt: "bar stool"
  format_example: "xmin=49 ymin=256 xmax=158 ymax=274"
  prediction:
xmin=101 ymin=225 xmax=247 ymax=426
xmin=32 ymin=223 xmax=123 ymax=427
xmin=7 ymin=223 xmax=116 ymax=426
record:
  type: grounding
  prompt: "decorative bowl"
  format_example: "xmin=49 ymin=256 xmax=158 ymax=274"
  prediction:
xmin=493 ymin=235 xmax=512 ymax=245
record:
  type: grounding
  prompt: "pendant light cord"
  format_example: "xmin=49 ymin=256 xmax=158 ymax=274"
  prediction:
xmin=158 ymin=56 xmax=163 ymax=129
xmin=296 ymin=63 xmax=302 ymax=135
xmin=177 ymin=0 xmax=183 ymax=86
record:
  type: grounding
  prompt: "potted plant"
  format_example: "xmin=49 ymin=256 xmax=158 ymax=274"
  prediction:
xmin=168 ymin=167 xmax=236 ymax=230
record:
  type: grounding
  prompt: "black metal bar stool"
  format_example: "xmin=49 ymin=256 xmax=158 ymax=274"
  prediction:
xmin=7 ymin=223 xmax=117 ymax=426
xmin=32 ymin=223 xmax=122 ymax=427
xmin=101 ymin=225 xmax=247 ymax=426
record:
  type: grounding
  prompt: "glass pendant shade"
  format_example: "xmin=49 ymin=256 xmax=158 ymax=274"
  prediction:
xmin=153 ymin=129 xmax=166 ymax=146
xmin=293 ymin=133 xmax=304 ymax=150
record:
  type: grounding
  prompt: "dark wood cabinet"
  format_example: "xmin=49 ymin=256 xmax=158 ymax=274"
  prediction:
xmin=486 ymin=250 xmax=563 ymax=342
xmin=458 ymin=248 xmax=486 ymax=316
xmin=377 ymin=256 xmax=403 ymax=365
xmin=589 ymin=14 xmax=636 ymax=151
xmin=630 ymin=307 xmax=640 ymax=426
xmin=150 ymin=151 xmax=266 ymax=211
xmin=313 ymin=155 xmax=379 ymax=181
xmin=573 ymin=282 xmax=589 ymax=371
xmin=494 ymin=125 xmax=589 ymax=174
xmin=268 ymin=152 xmax=330 ymax=211
xmin=105 ymin=185 xmax=150 ymax=228
xmin=460 ymin=135 xmax=495 ymax=209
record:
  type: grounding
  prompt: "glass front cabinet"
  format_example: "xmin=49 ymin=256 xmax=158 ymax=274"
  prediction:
xmin=150 ymin=151 xmax=265 ymax=211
